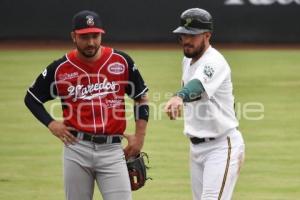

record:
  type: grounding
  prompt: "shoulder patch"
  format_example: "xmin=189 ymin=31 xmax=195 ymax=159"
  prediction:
xmin=203 ymin=65 xmax=215 ymax=78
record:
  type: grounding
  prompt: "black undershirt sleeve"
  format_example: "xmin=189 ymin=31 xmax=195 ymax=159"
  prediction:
xmin=24 ymin=92 xmax=54 ymax=127
xmin=24 ymin=56 xmax=65 ymax=127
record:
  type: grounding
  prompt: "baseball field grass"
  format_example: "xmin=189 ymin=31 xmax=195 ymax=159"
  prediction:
xmin=0 ymin=47 xmax=299 ymax=200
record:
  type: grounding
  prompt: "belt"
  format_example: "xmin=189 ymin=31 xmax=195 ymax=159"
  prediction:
xmin=70 ymin=131 xmax=122 ymax=144
xmin=190 ymin=137 xmax=215 ymax=144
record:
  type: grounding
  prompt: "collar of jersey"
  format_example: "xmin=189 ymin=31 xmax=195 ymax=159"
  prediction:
xmin=67 ymin=46 xmax=113 ymax=72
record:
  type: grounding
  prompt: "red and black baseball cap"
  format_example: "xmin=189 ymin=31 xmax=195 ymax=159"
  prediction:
xmin=72 ymin=10 xmax=105 ymax=34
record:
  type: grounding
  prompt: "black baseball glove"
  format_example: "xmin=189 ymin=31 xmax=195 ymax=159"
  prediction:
xmin=126 ymin=152 xmax=150 ymax=191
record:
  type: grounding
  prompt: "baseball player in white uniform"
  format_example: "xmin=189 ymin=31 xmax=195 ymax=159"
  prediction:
xmin=164 ymin=8 xmax=245 ymax=200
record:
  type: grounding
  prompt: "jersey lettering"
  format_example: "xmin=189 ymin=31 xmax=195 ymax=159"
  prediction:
xmin=67 ymin=78 xmax=120 ymax=101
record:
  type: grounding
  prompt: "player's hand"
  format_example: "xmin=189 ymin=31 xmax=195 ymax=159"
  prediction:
xmin=48 ymin=120 xmax=78 ymax=145
xmin=164 ymin=96 xmax=183 ymax=120
xmin=123 ymin=133 xmax=145 ymax=159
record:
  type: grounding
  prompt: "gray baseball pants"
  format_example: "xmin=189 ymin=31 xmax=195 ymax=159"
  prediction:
xmin=63 ymin=140 xmax=132 ymax=200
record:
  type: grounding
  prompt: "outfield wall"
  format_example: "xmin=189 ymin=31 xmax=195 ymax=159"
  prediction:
xmin=1 ymin=0 xmax=300 ymax=43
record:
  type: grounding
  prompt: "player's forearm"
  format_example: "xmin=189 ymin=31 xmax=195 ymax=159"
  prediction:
xmin=175 ymin=79 xmax=205 ymax=102
xmin=134 ymin=120 xmax=147 ymax=145
xmin=134 ymin=96 xmax=149 ymax=136
xmin=24 ymin=92 xmax=54 ymax=127
xmin=133 ymin=119 xmax=147 ymax=153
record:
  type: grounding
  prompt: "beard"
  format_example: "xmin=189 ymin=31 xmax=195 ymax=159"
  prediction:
xmin=76 ymin=44 xmax=100 ymax=58
xmin=183 ymin=39 xmax=206 ymax=59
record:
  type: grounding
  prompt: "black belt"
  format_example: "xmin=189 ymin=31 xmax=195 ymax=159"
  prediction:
xmin=70 ymin=131 xmax=122 ymax=144
xmin=190 ymin=137 xmax=215 ymax=144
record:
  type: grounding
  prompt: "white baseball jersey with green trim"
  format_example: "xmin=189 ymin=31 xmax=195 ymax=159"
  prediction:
xmin=182 ymin=45 xmax=238 ymax=138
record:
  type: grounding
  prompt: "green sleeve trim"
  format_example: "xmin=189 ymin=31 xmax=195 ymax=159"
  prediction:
xmin=175 ymin=79 xmax=205 ymax=102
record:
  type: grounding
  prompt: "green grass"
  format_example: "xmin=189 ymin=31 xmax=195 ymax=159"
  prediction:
xmin=0 ymin=48 xmax=300 ymax=200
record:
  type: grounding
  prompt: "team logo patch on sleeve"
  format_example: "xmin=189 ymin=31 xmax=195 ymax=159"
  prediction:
xmin=203 ymin=65 xmax=215 ymax=79
xmin=108 ymin=62 xmax=125 ymax=74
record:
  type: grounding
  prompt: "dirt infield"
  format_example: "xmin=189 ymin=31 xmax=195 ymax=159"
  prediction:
xmin=1 ymin=40 xmax=300 ymax=50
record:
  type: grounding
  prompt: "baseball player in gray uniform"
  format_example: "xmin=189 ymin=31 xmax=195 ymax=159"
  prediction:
xmin=164 ymin=8 xmax=245 ymax=200
xmin=24 ymin=10 xmax=149 ymax=200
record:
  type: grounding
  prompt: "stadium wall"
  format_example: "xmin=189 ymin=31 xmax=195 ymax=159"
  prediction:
xmin=0 ymin=0 xmax=300 ymax=43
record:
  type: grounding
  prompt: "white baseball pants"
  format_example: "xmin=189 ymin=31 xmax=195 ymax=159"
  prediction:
xmin=190 ymin=129 xmax=245 ymax=200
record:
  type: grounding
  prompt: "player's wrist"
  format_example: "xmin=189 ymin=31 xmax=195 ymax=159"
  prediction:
xmin=134 ymin=131 xmax=146 ymax=140
xmin=174 ymin=92 xmax=185 ymax=100
xmin=47 ymin=120 xmax=56 ymax=128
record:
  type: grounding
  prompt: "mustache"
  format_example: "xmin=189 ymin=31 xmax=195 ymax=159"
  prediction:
xmin=183 ymin=44 xmax=194 ymax=48
xmin=86 ymin=45 xmax=96 ymax=49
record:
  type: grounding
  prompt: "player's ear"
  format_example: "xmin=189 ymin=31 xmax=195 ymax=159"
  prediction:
xmin=177 ymin=35 xmax=182 ymax=43
xmin=203 ymin=32 xmax=209 ymax=39
xmin=70 ymin=32 xmax=76 ymax=43
xmin=203 ymin=32 xmax=211 ymax=44
xmin=205 ymin=32 xmax=211 ymax=40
